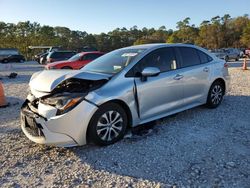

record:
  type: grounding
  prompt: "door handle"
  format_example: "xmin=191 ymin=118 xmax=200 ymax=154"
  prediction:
xmin=203 ymin=67 xmax=209 ymax=72
xmin=173 ymin=74 xmax=183 ymax=80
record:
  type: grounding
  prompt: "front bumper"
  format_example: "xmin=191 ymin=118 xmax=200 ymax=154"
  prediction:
xmin=20 ymin=99 xmax=98 ymax=147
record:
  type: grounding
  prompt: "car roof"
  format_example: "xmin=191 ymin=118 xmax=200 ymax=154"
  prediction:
xmin=123 ymin=43 xmax=199 ymax=51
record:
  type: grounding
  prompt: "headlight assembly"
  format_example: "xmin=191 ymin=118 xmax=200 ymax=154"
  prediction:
xmin=41 ymin=93 xmax=84 ymax=115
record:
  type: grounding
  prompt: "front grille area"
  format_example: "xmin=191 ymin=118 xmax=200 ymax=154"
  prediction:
xmin=24 ymin=116 xmax=44 ymax=137
xmin=21 ymin=102 xmax=45 ymax=138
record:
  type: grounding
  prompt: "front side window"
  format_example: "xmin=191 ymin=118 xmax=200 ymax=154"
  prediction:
xmin=135 ymin=47 xmax=177 ymax=73
xmin=178 ymin=47 xmax=201 ymax=68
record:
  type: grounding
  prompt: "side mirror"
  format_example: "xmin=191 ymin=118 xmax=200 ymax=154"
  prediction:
xmin=141 ymin=67 xmax=160 ymax=77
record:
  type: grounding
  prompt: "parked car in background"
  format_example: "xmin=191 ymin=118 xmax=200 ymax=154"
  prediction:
xmin=223 ymin=48 xmax=240 ymax=61
xmin=46 ymin=51 xmax=76 ymax=63
xmin=34 ymin=52 xmax=44 ymax=63
xmin=1 ymin=54 xmax=25 ymax=63
xmin=210 ymin=48 xmax=240 ymax=62
xmin=0 ymin=48 xmax=20 ymax=62
xmin=210 ymin=49 xmax=228 ymax=61
xmin=21 ymin=43 xmax=230 ymax=147
xmin=45 ymin=51 xmax=104 ymax=70
xmin=245 ymin=48 xmax=250 ymax=58
xmin=236 ymin=48 xmax=244 ymax=58
xmin=39 ymin=52 xmax=49 ymax=64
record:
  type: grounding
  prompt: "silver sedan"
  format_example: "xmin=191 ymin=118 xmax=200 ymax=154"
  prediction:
xmin=21 ymin=43 xmax=230 ymax=147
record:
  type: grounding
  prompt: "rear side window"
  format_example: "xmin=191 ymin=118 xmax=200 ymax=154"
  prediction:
xmin=196 ymin=50 xmax=213 ymax=64
xmin=178 ymin=47 xmax=200 ymax=68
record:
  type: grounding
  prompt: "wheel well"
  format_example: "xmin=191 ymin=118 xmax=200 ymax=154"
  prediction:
xmin=86 ymin=99 xmax=133 ymax=144
xmin=212 ymin=78 xmax=226 ymax=94
xmin=102 ymin=99 xmax=133 ymax=128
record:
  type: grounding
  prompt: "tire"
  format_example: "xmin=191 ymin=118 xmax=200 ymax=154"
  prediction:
xmin=206 ymin=81 xmax=225 ymax=108
xmin=225 ymin=56 xmax=229 ymax=62
xmin=61 ymin=66 xmax=72 ymax=69
xmin=235 ymin=56 xmax=239 ymax=61
xmin=2 ymin=59 xmax=8 ymax=63
xmin=87 ymin=103 xmax=128 ymax=146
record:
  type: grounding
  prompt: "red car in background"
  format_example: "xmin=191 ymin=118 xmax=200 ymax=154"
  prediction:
xmin=45 ymin=51 xmax=104 ymax=70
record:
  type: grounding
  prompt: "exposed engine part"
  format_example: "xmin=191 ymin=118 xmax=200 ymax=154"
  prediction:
xmin=52 ymin=78 xmax=108 ymax=93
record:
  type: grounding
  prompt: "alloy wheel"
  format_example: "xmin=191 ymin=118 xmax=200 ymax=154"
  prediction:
xmin=96 ymin=110 xmax=123 ymax=141
xmin=211 ymin=85 xmax=223 ymax=105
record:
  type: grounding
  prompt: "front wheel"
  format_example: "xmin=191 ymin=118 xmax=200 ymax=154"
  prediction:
xmin=206 ymin=81 xmax=225 ymax=108
xmin=87 ymin=103 xmax=128 ymax=146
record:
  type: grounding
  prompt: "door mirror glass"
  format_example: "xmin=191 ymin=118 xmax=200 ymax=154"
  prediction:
xmin=141 ymin=67 xmax=160 ymax=77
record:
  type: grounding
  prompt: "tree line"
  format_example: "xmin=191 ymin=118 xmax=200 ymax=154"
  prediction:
xmin=0 ymin=14 xmax=250 ymax=59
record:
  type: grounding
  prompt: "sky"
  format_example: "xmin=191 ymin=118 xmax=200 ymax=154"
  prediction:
xmin=0 ymin=0 xmax=250 ymax=34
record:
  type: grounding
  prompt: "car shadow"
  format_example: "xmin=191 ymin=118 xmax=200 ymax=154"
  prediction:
xmin=61 ymin=94 xmax=250 ymax=185
xmin=4 ymin=95 xmax=250 ymax=186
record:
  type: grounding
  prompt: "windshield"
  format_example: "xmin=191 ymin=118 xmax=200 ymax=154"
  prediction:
xmin=68 ymin=53 xmax=81 ymax=61
xmin=81 ymin=48 xmax=145 ymax=74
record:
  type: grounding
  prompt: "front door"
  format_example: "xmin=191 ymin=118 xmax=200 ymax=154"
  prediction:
xmin=134 ymin=47 xmax=184 ymax=121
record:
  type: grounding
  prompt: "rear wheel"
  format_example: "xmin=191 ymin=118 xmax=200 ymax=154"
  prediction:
xmin=206 ymin=81 xmax=225 ymax=108
xmin=87 ymin=103 xmax=128 ymax=146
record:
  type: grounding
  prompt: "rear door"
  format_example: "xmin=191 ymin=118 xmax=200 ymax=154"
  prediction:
xmin=134 ymin=47 xmax=184 ymax=121
xmin=176 ymin=47 xmax=212 ymax=106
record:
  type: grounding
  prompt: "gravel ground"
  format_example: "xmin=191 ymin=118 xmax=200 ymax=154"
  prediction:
xmin=0 ymin=61 xmax=250 ymax=187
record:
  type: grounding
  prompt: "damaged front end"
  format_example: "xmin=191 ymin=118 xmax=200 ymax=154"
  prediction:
xmin=21 ymin=75 xmax=109 ymax=146
xmin=40 ymin=78 xmax=108 ymax=115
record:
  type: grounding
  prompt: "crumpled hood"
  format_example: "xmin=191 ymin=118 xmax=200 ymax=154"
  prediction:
xmin=29 ymin=70 xmax=110 ymax=93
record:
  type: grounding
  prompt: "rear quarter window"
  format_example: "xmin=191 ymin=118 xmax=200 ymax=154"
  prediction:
xmin=197 ymin=49 xmax=213 ymax=63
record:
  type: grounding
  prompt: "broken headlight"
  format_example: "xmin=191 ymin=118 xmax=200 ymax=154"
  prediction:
xmin=41 ymin=93 xmax=84 ymax=115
